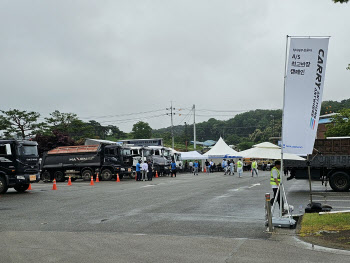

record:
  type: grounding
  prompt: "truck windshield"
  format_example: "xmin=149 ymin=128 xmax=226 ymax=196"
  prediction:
xmin=143 ymin=149 xmax=151 ymax=156
xmin=163 ymin=150 xmax=171 ymax=157
xmin=19 ymin=145 xmax=38 ymax=156
xmin=122 ymin=149 xmax=131 ymax=156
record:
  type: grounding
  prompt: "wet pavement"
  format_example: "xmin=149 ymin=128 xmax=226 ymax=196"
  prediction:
xmin=1 ymin=171 xmax=349 ymax=262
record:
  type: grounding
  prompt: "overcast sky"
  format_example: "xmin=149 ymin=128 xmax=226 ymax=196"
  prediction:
xmin=1 ymin=0 xmax=349 ymax=132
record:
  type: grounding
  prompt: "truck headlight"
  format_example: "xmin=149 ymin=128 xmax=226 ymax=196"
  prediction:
xmin=121 ymin=168 xmax=125 ymax=172
xmin=17 ymin=176 xmax=25 ymax=180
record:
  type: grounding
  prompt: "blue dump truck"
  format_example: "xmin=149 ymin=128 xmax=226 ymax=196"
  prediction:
xmin=284 ymin=137 xmax=350 ymax=192
xmin=41 ymin=144 xmax=133 ymax=182
xmin=0 ymin=140 xmax=40 ymax=194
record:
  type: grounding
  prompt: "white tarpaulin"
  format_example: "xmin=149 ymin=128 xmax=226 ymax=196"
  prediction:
xmin=282 ymin=37 xmax=329 ymax=155
xmin=179 ymin=151 xmax=206 ymax=160
xmin=239 ymin=142 xmax=305 ymax=160
xmin=203 ymin=137 xmax=241 ymax=158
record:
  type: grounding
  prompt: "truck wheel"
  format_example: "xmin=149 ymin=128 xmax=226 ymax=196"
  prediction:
xmin=82 ymin=170 xmax=93 ymax=181
xmin=14 ymin=184 xmax=30 ymax=193
xmin=42 ymin=171 xmax=51 ymax=183
xmin=0 ymin=176 xmax=8 ymax=194
xmin=101 ymin=169 xmax=112 ymax=181
xmin=329 ymin=171 xmax=350 ymax=192
xmin=54 ymin=171 xmax=65 ymax=182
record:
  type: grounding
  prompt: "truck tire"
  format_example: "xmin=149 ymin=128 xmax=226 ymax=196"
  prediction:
xmin=54 ymin=171 xmax=65 ymax=182
xmin=82 ymin=170 xmax=93 ymax=181
xmin=14 ymin=184 xmax=30 ymax=193
xmin=0 ymin=176 xmax=8 ymax=194
xmin=42 ymin=171 xmax=51 ymax=182
xmin=329 ymin=171 xmax=350 ymax=192
xmin=101 ymin=169 xmax=112 ymax=181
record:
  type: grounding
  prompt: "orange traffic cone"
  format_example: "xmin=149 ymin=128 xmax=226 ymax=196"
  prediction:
xmin=116 ymin=173 xmax=120 ymax=182
xmin=28 ymin=183 xmax=32 ymax=190
xmin=96 ymin=173 xmax=100 ymax=182
xmin=155 ymin=171 xmax=159 ymax=178
xmin=52 ymin=179 xmax=57 ymax=190
xmin=90 ymin=175 xmax=94 ymax=186
xmin=204 ymin=167 xmax=206 ymax=172
xmin=67 ymin=176 xmax=72 ymax=186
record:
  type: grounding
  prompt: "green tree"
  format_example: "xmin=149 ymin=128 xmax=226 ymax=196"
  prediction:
xmin=132 ymin=121 xmax=152 ymax=139
xmin=0 ymin=109 xmax=40 ymax=139
xmin=333 ymin=0 xmax=349 ymax=3
xmin=45 ymin=110 xmax=78 ymax=130
xmin=325 ymin=109 xmax=350 ymax=137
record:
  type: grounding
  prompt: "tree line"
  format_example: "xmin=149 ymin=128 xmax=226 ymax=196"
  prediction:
xmin=1 ymin=98 xmax=349 ymax=155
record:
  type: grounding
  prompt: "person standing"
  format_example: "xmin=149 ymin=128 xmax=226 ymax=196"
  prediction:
xmin=141 ymin=161 xmax=148 ymax=181
xmin=189 ymin=161 xmax=193 ymax=173
xmin=171 ymin=160 xmax=177 ymax=177
xmin=222 ymin=159 xmax=227 ymax=175
xmin=237 ymin=159 xmax=243 ymax=177
xmin=229 ymin=160 xmax=234 ymax=175
xmin=210 ymin=160 xmax=214 ymax=173
xmin=251 ymin=159 xmax=258 ymax=177
xmin=205 ymin=160 xmax=210 ymax=173
xmin=270 ymin=160 xmax=284 ymax=211
xmin=193 ymin=160 xmax=199 ymax=175
xmin=136 ymin=160 xmax=141 ymax=181
xmin=147 ymin=160 xmax=153 ymax=181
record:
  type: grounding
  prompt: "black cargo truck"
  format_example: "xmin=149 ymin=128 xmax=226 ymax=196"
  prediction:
xmin=285 ymin=137 xmax=350 ymax=192
xmin=41 ymin=144 xmax=133 ymax=182
xmin=0 ymin=140 xmax=40 ymax=194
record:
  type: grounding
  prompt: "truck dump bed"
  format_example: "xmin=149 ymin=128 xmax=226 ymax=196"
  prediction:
xmin=314 ymin=138 xmax=350 ymax=155
xmin=48 ymin=145 xmax=99 ymax=154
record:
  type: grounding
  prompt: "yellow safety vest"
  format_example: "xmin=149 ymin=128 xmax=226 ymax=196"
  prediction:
xmin=270 ymin=167 xmax=280 ymax=185
xmin=237 ymin=161 xmax=242 ymax=168
xmin=252 ymin=161 xmax=257 ymax=168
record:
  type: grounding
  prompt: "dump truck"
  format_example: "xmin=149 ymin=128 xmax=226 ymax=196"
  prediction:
xmin=284 ymin=137 xmax=350 ymax=192
xmin=41 ymin=144 xmax=133 ymax=182
xmin=0 ymin=140 xmax=40 ymax=194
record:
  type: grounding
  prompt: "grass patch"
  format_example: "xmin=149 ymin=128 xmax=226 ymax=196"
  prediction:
xmin=300 ymin=212 xmax=350 ymax=236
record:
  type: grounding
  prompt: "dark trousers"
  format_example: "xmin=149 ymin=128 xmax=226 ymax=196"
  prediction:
xmin=136 ymin=171 xmax=141 ymax=181
xmin=171 ymin=169 xmax=177 ymax=177
xmin=271 ymin=187 xmax=284 ymax=210
xmin=147 ymin=171 xmax=153 ymax=181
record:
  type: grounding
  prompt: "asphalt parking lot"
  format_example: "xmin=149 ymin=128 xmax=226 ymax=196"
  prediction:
xmin=1 ymin=171 xmax=350 ymax=263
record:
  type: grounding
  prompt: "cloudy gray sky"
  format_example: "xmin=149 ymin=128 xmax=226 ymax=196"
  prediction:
xmin=1 ymin=0 xmax=349 ymax=132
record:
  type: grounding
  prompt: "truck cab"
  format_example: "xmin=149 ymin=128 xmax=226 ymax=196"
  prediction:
xmin=0 ymin=140 xmax=40 ymax=194
xmin=149 ymin=146 xmax=170 ymax=176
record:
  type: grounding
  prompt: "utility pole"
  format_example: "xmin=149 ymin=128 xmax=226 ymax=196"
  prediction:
xmin=193 ymin=104 xmax=196 ymax=150
xmin=184 ymin=122 xmax=188 ymax=151
xmin=166 ymin=102 xmax=175 ymax=149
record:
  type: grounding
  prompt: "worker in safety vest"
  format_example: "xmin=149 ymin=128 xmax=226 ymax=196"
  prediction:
xmin=236 ymin=159 xmax=243 ymax=177
xmin=251 ymin=159 xmax=258 ymax=177
xmin=270 ymin=160 xmax=284 ymax=211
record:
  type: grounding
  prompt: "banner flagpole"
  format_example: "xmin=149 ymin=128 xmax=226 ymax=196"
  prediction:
xmin=280 ymin=35 xmax=289 ymax=218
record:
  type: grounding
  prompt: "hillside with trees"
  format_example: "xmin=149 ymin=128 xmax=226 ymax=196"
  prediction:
xmin=1 ymin=98 xmax=349 ymax=154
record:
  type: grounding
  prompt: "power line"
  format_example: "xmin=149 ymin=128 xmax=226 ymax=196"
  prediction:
xmin=97 ymin=113 xmax=167 ymax=124
xmin=80 ymin=108 xmax=166 ymax=119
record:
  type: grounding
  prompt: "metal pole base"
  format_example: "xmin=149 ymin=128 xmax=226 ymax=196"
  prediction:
xmin=272 ymin=217 xmax=296 ymax=228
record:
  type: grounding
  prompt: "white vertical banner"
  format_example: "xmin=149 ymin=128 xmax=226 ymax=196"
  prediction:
xmin=282 ymin=37 xmax=329 ymax=155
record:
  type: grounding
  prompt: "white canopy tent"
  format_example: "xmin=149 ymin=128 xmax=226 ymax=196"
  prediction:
xmin=179 ymin=151 xmax=207 ymax=160
xmin=239 ymin=142 xmax=305 ymax=160
xmin=203 ymin=137 xmax=241 ymax=158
